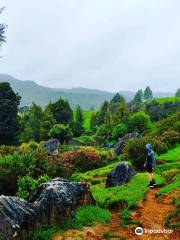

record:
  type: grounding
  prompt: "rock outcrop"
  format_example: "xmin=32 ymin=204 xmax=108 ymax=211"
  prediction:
xmin=106 ymin=161 xmax=136 ymax=187
xmin=43 ymin=139 xmax=60 ymax=154
xmin=114 ymin=132 xmax=140 ymax=155
xmin=0 ymin=178 xmax=95 ymax=240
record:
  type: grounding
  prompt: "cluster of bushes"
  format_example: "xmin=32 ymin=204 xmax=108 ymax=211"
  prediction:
xmin=0 ymin=145 xmax=116 ymax=197
xmin=122 ymin=130 xmax=180 ymax=170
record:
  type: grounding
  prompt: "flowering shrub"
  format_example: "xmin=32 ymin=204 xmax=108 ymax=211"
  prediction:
xmin=61 ymin=147 xmax=101 ymax=172
xmin=160 ymin=130 xmax=180 ymax=148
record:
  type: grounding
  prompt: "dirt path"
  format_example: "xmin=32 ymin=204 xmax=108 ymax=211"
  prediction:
xmin=53 ymin=188 xmax=180 ymax=240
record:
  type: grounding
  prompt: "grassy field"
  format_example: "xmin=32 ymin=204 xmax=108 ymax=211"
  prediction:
xmin=82 ymin=110 xmax=95 ymax=132
xmin=155 ymin=144 xmax=180 ymax=197
xmin=156 ymin=144 xmax=180 ymax=162
xmin=154 ymin=97 xmax=180 ymax=104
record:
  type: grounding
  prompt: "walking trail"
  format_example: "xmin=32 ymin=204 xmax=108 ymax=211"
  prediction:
xmin=53 ymin=188 xmax=180 ymax=240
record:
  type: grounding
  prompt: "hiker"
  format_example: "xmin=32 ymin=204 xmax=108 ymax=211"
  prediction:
xmin=144 ymin=143 xmax=156 ymax=188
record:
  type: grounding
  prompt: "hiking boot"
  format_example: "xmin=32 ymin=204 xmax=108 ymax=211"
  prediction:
xmin=152 ymin=179 xmax=157 ymax=186
xmin=148 ymin=181 xmax=154 ymax=188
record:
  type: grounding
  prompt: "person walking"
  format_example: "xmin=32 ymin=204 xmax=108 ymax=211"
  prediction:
xmin=144 ymin=143 xmax=157 ymax=188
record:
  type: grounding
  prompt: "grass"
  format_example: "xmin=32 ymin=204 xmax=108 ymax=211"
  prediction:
xmin=30 ymin=205 xmax=111 ymax=240
xmin=156 ymin=145 xmax=180 ymax=162
xmin=155 ymin=161 xmax=180 ymax=174
xmin=154 ymin=97 xmax=180 ymax=104
xmin=82 ymin=110 xmax=95 ymax=132
xmin=92 ymin=173 xmax=165 ymax=208
xmin=156 ymin=174 xmax=180 ymax=197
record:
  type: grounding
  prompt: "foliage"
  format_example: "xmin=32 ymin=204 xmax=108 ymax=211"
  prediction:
xmin=144 ymin=86 xmax=153 ymax=100
xmin=19 ymin=103 xmax=43 ymax=143
xmin=157 ymin=112 xmax=180 ymax=134
xmin=0 ymin=152 xmax=47 ymax=195
xmin=175 ymin=88 xmax=180 ymax=97
xmin=48 ymin=98 xmax=73 ymax=124
xmin=145 ymin=99 xmax=180 ymax=121
xmin=112 ymin=101 xmax=129 ymax=126
xmin=0 ymin=7 xmax=6 ymax=47
xmin=17 ymin=174 xmax=49 ymax=200
xmin=61 ymin=147 xmax=101 ymax=172
xmin=127 ymin=111 xmax=152 ymax=134
xmin=122 ymin=136 xmax=168 ymax=170
xmin=20 ymin=141 xmax=39 ymax=152
xmin=95 ymin=124 xmax=111 ymax=145
xmin=160 ymin=131 xmax=180 ymax=148
xmin=112 ymin=123 xmax=128 ymax=140
xmin=72 ymin=105 xmax=84 ymax=137
xmin=0 ymin=82 xmax=21 ymax=145
xmin=49 ymin=124 xmax=72 ymax=144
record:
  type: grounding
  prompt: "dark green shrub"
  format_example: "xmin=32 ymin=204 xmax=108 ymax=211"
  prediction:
xmin=157 ymin=112 xmax=180 ymax=134
xmin=122 ymin=136 xmax=168 ymax=170
xmin=49 ymin=124 xmax=72 ymax=144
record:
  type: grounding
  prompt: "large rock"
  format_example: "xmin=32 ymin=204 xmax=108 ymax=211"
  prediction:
xmin=0 ymin=196 xmax=37 ymax=240
xmin=30 ymin=178 xmax=95 ymax=224
xmin=106 ymin=162 xmax=136 ymax=187
xmin=0 ymin=178 xmax=95 ymax=240
xmin=114 ymin=132 xmax=140 ymax=155
xmin=43 ymin=139 xmax=60 ymax=154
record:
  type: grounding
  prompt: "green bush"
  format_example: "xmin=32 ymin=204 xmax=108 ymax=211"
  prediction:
xmin=127 ymin=111 xmax=152 ymax=134
xmin=157 ymin=112 xmax=180 ymax=134
xmin=17 ymin=174 xmax=50 ymax=200
xmin=112 ymin=123 xmax=127 ymax=140
xmin=0 ymin=152 xmax=47 ymax=195
xmin=122 ymin=136 xmax=168 ymax=170
xmin=49 ymin=124 xmax=72 ymax=144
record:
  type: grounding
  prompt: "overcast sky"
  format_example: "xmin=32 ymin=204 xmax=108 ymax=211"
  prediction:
xmin=0 ymin=0 xmax=179 ymax=92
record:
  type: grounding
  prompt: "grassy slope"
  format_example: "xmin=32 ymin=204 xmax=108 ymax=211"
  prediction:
xmin=72 ymin=163 xmax=165 ymax=208
xmin=82 ymin=110 xmax=95 ymax=132
xmin=155 ymin=145 xmax=180 ymax=197
xmin=155 ymin=97 xmax=180 ymax=104
xmin=156 ymin=144 xmax=180 ymax=162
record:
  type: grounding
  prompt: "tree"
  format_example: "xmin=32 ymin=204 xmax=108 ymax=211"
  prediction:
xmin=144 ymin=86 xmax=153 ymax=100
xmin=112 ymin=123 xmax=127 ymax=140
xmin=0 ymin=82 xmax=21 ymax=145
xmin=112 ymin=101 xmax=129 ymax=126
xmin=110 ymin=93 xmax=125 ymax=113
xmin=133 ymin=89 xmax=143 ymax=103
xmin=39 ymin=106 xmax=56 ymax=140
xmin=0 ymin=7 xmax=6 ymax=48
xmin=175 ymin=88 xmax=180 ymax=97
xmin=49 ymin=124 xmax=72 ymax=144
xmin=73 ymin=105 xmax=84 ymax=137
xmin=19 ymin=103 xmax=43 ymax=143
xmin=49 ymin=99 xmax=73 ymax=124
xmin=128 ymin=111 xmax=152 ymax=134
xmin=128 ymin=89 xmax=143 ymax=113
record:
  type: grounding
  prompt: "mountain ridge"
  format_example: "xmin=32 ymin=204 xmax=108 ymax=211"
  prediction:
xmin=0 ymin=74 xmax=174 ymax=110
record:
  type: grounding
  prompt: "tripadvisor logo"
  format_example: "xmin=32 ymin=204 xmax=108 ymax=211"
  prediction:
xmin=135 ymin=227 xmax=143 ymax=235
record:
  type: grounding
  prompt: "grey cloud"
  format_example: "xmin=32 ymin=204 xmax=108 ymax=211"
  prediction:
xmin=0 ymin=0 xmax=179 ymax=92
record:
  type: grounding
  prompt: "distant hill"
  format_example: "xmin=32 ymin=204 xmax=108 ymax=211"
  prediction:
xmin=0 ymin=74 xmax=175 ymax=110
